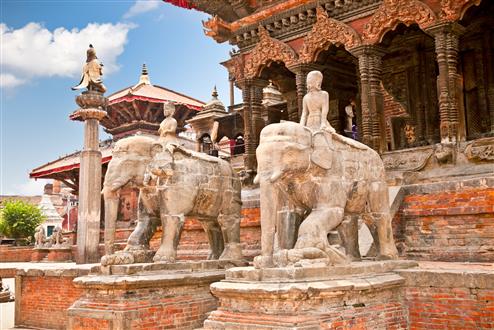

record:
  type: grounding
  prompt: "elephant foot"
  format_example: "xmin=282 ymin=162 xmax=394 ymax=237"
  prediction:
xmin=153 ymin=247 xmax=177 ymax=263
xmin=377 ymin=249 xmax=399 ymax=260
xmin=101 ymin=247 xmax=155 ymax=266
xmin=101 ymin=252 xmax=134 ymax=266
xmin=253 ymin=255 xmax=274 ymax=269
xmin=219 ymin=243 xmax=243 ymax=261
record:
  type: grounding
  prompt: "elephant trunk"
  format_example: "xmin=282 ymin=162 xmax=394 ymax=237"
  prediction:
xmin=103 ymin=187 xmax=119 ymax=256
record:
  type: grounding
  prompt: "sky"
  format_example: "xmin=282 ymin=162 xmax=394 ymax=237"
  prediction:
xmin=0 ymin=0 xmax=241 ymax=196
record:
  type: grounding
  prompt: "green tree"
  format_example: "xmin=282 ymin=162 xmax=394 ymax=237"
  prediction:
xmin=0 ymin=200 xmax=45 ymax=243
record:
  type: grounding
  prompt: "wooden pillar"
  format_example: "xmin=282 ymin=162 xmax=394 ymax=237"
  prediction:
xmin=229 ymin=76 xmax=235 ymax=108
xmin=352 ymin=46 xmax=387 ymax=153
xmin=427 ymin=23 xmax=465 ymax=143
xmin=238 ymin=78 xmax=268 ymax=177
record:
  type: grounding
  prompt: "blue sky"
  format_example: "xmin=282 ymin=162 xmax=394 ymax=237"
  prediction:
xmin=1 ymin=0 xmax=240 ymax=195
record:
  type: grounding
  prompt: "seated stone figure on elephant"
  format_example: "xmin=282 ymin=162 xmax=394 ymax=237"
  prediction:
xmin=253 ymin=70 xmax=399 ymax=268
xmin=101 ymin=135 xmax=243 ymax=265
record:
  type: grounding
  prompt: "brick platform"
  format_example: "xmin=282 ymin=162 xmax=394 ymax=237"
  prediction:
xmin=204 ymin=260 xmax=416 ymax=329
xmin=398 ymin=262 xmax=494 ymax=329
xmin=67 ymin=261 xmax=233 ymax=329
xmin=15 ymin=265 xmax=92 ymax=329
xmin=393 ymin=177 xmax=494 ymax=262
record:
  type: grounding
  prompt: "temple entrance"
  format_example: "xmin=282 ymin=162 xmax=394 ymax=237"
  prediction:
xmin=380 ymin=23 xmax=439 ymax=150
xmin=313 ymin=45 xmax=359 ymax=138
xmin=258 ymin=61 xmax=296 ymax=123
xmin=459 ymin=0 xmax=494 ymax=140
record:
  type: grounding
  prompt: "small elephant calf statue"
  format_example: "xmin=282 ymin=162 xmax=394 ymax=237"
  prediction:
xmin=101 ymin=136 xmax=243 ymax=265
xmin=253 ymin=121 xmax=399 ymax=268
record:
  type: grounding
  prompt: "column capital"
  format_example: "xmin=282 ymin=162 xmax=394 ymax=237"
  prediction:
xmin=424 ymin=22 xmax=466 ymax=38
xmin=350 ymin=45 xmax=387 ymax=59
xmin=73 ymin=108 xmax=107 ymax=121
xmin=286 ymin=63 xmax=323 ymax=75
xmin=236 ymin=77 xmax=268 ymax=89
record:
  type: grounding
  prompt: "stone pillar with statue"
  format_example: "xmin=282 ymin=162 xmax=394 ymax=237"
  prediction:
xmin=71 ymin=44 xmax=108 ymax=264
xmin=203 ymin=71 xmax=415 ymax=329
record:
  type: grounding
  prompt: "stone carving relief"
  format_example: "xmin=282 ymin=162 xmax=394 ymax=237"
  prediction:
xmin=300 ymin=6 xmax=362 ymax=63
xmin=440 ymin=0 xmax=481 ymax=21
xmin=101 ymin=135 xmax=243 ymax=265
xmin=362 ymin=0 xmax=437 ymax=44
xmin=253 ymin=71 xmax=398 ymax=268
xmin=244 ymin=25 xmax=298 ymax=79
xmin=34 ymin=225 xmax=46 ymax=248
xmin=465 ymin=137 xmax=494 ymax=162
xmin=382 ymin=147 xmax=434 ymax=171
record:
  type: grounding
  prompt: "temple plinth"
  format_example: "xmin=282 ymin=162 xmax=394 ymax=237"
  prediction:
xmin=73 ymin=91 xmax=107 ymax=264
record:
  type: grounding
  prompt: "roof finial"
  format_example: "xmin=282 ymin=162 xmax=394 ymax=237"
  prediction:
xmin=136 ymin=63 xmax=151 ymax=86
xmin=212 ymin=85 xmax=218 ymax=99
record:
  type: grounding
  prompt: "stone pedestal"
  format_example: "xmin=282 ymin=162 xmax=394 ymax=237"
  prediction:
xmin=72 ymin=91 xmax=107 ymax=264
xmin=204 ymin=260 xmax=417 ymax=329
xmin=67 ymin=260 xmax=245 ymax=329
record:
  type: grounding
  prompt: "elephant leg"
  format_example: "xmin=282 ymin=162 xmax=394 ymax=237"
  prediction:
xmin=295 ymin=207 xmax=344 ymax=251
xmin=253 ymin=182 xmax=281 ymax=268
xmin=276 ymin=207 xmax=302 ymax=250
xmin=366 ymin=181 xmax=399 ymax=259
xmin=202 ymin=220 xmax=224 ymax=260
xmin=153 ymin=213 xmax=185 ymax=262
xmin=126 ymin=194 xmax=159 ymax=250
xmin=273 ymin=207 xmax=348 ymax=266
xmin=103 ymin=188 xmax=119 ymax=256
xmin=337 ymin=214 xmax=361 ymax=261
xmin=217 ymin=214 xmax=242 ymax=260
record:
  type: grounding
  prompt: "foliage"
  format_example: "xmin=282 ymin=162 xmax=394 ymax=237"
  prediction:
xmin=0 ymin=200 xmax=45 ymax=242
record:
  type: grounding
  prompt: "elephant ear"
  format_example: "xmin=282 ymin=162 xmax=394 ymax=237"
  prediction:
xmin=310 ymin=132 xmax=333 ymax=170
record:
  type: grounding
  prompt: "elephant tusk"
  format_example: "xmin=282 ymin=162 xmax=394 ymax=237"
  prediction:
xmin=269 ymin=171 xmax=282 ymax=183
xmin=253 ymin=174 xmax=260 ymax=185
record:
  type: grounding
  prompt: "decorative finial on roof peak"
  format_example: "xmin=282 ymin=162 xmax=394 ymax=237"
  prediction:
xmin=136 ymin=63 xmax=151 ymax=86
xmin=203 ymin=85 xmax=225 ymax=112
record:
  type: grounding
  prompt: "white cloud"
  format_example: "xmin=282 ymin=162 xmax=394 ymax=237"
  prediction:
xmin=0 ymin=22 xmax=135 ymax=88
xmin=124 ymin=0 xmax=161 ymax=19
xmin=0 ymin=73 xmax=25 ymax=88
xmin=4 ymin=179 xmax=47 ymax=196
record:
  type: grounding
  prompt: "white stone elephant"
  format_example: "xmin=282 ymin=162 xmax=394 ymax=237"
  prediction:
xmin=253 ymin=121 xmax=399 ymax=268
xmin=101 ymin=135 xmax=243 ymax=265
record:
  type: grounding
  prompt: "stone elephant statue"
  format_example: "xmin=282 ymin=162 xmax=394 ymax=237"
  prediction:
xmin=253 ymin=121 xmax=399 ymax=268
xmin=101 ymin=135 xmax=243 ymax=265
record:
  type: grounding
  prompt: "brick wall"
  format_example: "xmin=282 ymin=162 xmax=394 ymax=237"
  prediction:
xmin=393 ymin=179 xmax=494 ymax=262
xmin=15 ymin=268 xmax=89 ymax=330
xmin=397 ymin=267 xmax=494 ymax=329
xmin=0 ymin=245 xmax=33 ymax=262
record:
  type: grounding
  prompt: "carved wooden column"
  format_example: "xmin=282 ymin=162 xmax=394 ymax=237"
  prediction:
xmin=229 ymin=75 xmax=235 ymax=107
xmin=352 ymin=46 xmax=387 ymax=153
xmin=238 ymin=78 xmax=268 ymax=177
xmin=427 ymin=23 xmax=465 ymax=143
xmin=288 ymin=64 xmax=320 ymax=122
